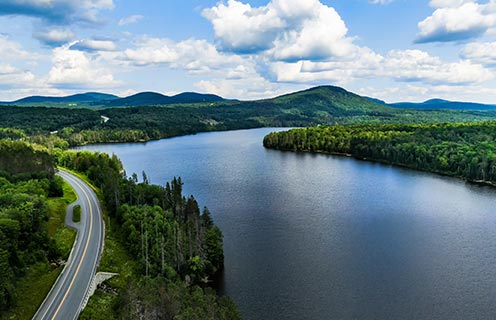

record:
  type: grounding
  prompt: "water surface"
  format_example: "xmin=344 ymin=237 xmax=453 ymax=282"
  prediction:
xmin=77 ymin=128 xmax=496 ymax=320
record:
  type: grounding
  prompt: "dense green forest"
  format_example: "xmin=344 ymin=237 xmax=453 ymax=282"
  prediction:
xmin=0 ymin=140 xmax=65 ymax=313
xmin=58 ymin=151 xmax=240 ymax=319
xmin=264 ymin=122 xmax=496 ymax=184
xmin=3 ymin=86 xmax=496 ymax=146
xmin=0 ymin=139 xmax=239 ymax=319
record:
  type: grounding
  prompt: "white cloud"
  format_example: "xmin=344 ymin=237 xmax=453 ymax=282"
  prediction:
xmin=118 ymin=14 xmax=144 ymax=26
xmin=202 ymin=0 xmax=355 ymax=61
xmin=195 ymin=77 xmax=298 ymax=100
xmin=0 ymin=35 xmax=33 ymax=61
xmin=48 ymin=43 xmax=120 ymax=88
xmin=416 ymin=1 xmax=496 ymax=43
xmin=34 ymin=28 xmax=75 ymax=46
xmin=461 ymin=41 xmax=496 ymax=65
xmin=264 ymin=46 xmax=491 ymax=87
xmin=0 ymin=64 xmax=36 ymax=87
xmin=429 ymin=0 xmax=473 ymax=8
xmin=268 ymin=47 xmax=383 ymax=84
xmin=121 ymin=36 xmax=248 ymax=75
xmin=384 ymin=49 xmax=493 ymax=84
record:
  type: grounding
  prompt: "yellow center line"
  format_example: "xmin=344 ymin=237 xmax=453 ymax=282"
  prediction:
xmin=51 ymin=174 xmax=94 ymax=320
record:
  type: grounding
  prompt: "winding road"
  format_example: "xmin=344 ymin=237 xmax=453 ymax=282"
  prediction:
xmin=33 ymin=170 xmax=105 ymax=320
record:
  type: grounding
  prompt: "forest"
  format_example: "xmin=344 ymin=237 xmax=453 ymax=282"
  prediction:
xmin=57 ymin=151 xmax=240 ymax=319
xmin=264 ymin=121 xmax=496 ymax=184
xmin=0 ymin=140 xmax=64 ymax=314
xmin=0 ymin=140 xmax=239 ymax=319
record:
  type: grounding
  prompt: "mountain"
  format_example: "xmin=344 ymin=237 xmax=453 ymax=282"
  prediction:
xmin=103 ymin=92 xmax=170 ymax=107
xmin=169 ymin=92 xmax=226 ymax=104
xmin=261 ymin=85 xmax=391 ymax=117
xmin=0 ymin=91 xmax=226 ymax=107
xmin=364 ymin=97 xmax=387 ymax=105
xmin=390 ymin=99 xmax=496 ymax=110
xmin=2 ymin=92 xmax=118 ymax=105
xmin=102 ymin=92 xmax=225 ymax=107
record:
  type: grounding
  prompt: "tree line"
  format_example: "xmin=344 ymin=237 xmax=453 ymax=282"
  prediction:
xmin=0 ymin=141 xmax=64 ymax=312
xmin=264 ymin=122 xmax=496 ymax=184
xmin=58 ymin=150 xmax=240 ymax=319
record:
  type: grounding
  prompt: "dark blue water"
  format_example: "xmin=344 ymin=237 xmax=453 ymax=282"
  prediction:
xmin=77 ymin=128 xmax=496 ymax=320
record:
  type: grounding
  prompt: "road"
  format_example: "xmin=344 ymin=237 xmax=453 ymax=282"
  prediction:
xmin=33 ymin=170 xmax=105 ymax=320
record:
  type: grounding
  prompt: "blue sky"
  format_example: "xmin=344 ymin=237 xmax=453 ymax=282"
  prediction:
xmin=1 ymin=0 xmax=496 ymax=103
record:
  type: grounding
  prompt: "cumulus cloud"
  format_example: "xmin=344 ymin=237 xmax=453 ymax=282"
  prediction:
xmin=118 ymin=14 xmax=144 ymax=26
xmin=120 ymin=36 xmax=248 ymax=75
xmin=48 ymin=43 xmax=120 ymax=88
xmin=0 ymin=34 xmax=32 ymax=60
xmin=0 ymin=0 xmax=114 ymax=25
xmin=34 ymin=28 xmax=75 ymax=46
xmin=268 ymin=47 xmax=383 ymax=84
xmin=70 ymin=39 xmax=117 ymax=52
xmin=0 ymin=64 xmax=36 ymax=87
xmin=265 ymin=48 xmax=492 ymax=86
xmin=416 ymin=1 xmax=496 ymax=43
xmin=460 ymin=41 xmax=496 ymax=65
xmin=384 ymin=49 xmax=493 ymax=84
xmin=202 ymin=0 xmax=354 ymax=61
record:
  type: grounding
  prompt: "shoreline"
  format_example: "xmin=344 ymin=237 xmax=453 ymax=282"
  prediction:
xmin=266 ymin=146 xmax=496 ymax=189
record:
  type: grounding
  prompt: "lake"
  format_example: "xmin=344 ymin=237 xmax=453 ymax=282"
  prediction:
xmin=77 ymin=128 xmax=496 ymax=320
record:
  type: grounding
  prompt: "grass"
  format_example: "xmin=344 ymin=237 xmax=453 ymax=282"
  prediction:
xmin=73 ymin=205 xmax=81 ymax=223
xmin=0 ymin=263 xmax=64 ymax=320
xmin=0 ymin=181 xmax=77 ymax=320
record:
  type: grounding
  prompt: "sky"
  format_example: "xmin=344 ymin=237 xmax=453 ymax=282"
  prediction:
xmin=1 ymin=0 xmax=496 ymax=103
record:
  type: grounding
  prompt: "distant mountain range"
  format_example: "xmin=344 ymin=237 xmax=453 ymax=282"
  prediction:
xmin=0 ymin=91 xmax=226 ymax=107
xmin=103 ymin=92 xmax=225 ymax=107
xmin=6 ymin=92 xmax=118 ymax=104
xmin=388 ymin=99 xmax=496 ymax=111
xmin=2 ymin=87 xmax=496 ymax=110
xmin=369 ymin=97 xmax=496 ymax=111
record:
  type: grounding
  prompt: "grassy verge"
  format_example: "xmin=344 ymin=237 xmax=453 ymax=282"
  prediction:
xmin=73 ymin=205 xmax=81 ymax=223
xmin=0 ymin=181 xmax=77 ymax=320
xmin=80 ymin=222 xmax=137 ymax=319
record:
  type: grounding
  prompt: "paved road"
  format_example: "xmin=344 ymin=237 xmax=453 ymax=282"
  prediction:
xmin=33 ymin=170 xmax=105 ymax=320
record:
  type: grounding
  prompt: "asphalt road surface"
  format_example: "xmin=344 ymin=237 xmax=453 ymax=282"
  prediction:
xmin=33 ymin=170 xmax=104 ymax=320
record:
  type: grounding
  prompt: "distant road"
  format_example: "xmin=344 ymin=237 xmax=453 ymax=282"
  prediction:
xmin=33 ymin=170 xmax=104 ymax=320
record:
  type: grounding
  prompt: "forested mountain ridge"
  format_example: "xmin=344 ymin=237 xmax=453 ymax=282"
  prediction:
xmin=0 ymin=92 xmax=118 ymax=105
xmin=389 ymin=99 xmax=496 ymax=111
xmin=101 ymin=91 xmax=226 ymax=107
xmin=0 ymin=91 xmax=226 ymax=107
xmin=2 ymin=85 xmax=496 ymax=146
xmin=263 ymin=122 xmax=496 ymax=185
xmin=4 ymin=85 xmax=495 ymax=111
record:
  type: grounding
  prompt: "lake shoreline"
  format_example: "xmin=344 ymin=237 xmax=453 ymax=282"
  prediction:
xmin=267 ymin=146 xmax=496 ymax=189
